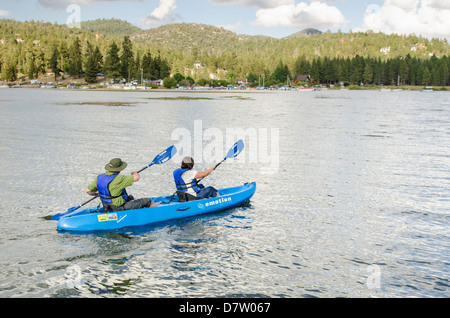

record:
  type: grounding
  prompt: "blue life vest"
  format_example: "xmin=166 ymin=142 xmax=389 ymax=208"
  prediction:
xmin=173 ymin=168 xmax=201 ymax=193
xmin=97 ymin=173 xmax=128 ymax=204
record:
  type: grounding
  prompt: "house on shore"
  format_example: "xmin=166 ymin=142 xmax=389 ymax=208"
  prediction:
xmin=295 ymin=75 xmax=316 ymax=85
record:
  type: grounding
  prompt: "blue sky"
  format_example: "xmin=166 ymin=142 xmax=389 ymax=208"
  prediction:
xmin=0 ymin=0 xmax=449 ymax=39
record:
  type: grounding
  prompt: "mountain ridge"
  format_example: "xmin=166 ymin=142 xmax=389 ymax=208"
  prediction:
xmin=80 ymin=18 xmax=321 ymax=40
xmin=77 ymin=19 xmax=448 ymax=59
xmin=2 ymin=18 xmax=448 ymax=61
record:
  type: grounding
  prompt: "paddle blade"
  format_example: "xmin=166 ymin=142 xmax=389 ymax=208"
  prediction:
xmin=224 ymin=139 xmax=244 ymax=160
xmin=50 ymin=205 xmax=80 ymax=220
xmin=152 ymin=145 xmax=177 ymax=165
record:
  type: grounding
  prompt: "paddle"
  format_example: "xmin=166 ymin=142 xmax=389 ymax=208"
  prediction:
xmin=50 ymin=145 xmax=177 ymax=221
xmin=215 ymin=139 xmax=244 ymax=169
xmin=137 ymin=145 xmax=177 ymax=173
xmin=165 ymin=139 xmax=245 ymax=204
xmin=50 ymin=196 xmax=98 ymax=221
xmin=197 ymin=139 xmax=244 ymax=183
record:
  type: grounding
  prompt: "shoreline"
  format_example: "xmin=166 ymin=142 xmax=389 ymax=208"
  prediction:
xmin=1 ymin=84 xmax=448 ymax=92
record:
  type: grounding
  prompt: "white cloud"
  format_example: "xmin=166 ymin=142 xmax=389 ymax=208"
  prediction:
xmin=142 ymin=0 xmax=177 ymax=26
xmin=38 ymin=0 xmax=134 ymax=9
xmin=386 ymin=0 xmax=420 ymax=12
xmin=360 ymin=0 xmax=450 ymax=39
xmin=425 ymin=0 xmax=450 ymax=10
xmin=209 ymin=0 xmax=292 ymax=9
xmin=220 ymin=22 xmax=242 ymax=31
xmin=252 ymin=1 xmax=347 ymax=30
xmin=0 ymin=9 xmax=10 ymax=17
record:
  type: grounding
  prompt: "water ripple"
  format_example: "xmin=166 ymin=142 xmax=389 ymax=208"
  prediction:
xmin=0 ymin=89 xmax=449 ymax=297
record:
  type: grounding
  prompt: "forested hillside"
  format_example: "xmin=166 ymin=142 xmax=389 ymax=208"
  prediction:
xmin=81 ymin=18 xmax=140 ymax=39
xmin=0 ymin=18 xmax=449 ymax=87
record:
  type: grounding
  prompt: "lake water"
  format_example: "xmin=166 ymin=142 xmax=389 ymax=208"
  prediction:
xmin=0 ymin=88 xmax=449 ymax=298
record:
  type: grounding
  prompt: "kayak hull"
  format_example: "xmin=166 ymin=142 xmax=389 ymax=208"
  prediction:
xmin=57 ymin=182 xmax=256 ymax=232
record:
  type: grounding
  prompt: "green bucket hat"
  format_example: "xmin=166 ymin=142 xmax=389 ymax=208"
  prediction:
xmin=105 ymin=158 xmax=128 ymax=172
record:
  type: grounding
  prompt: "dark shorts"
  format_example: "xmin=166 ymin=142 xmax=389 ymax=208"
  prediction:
xmin=196 ymin=186 xmax=219 ymax=199
xmin=122 ymin=198 xmax=152 ymax=210
xmin=103 ymin=196 xmax=152 ymax=212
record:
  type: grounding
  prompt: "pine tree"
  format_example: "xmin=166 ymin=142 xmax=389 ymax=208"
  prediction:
xmin=375 ymin=58 xmax=384 ymax=85
xmin=93 ymin=45 xmax=103 ymax=74
xmin=142 ymin=51 xmax=152 ymax=80
xmin=49 ymin=46 xmax=60 ymax=81
xmin=440 ymin=60 xmax=449 ymax=86
xmin=158 ymin=55 xmax=170 ymax=79
xmin=293 ymin=55 xmax=310 ymax=78
xmin=2 ymin=58 xmax=17 ymax=82
xmin=28 ymin=54 xmax=36 ymax=80
xmin=67 ymin=37 xmax=82 ymax=78
xmin=422 ymin=67 xmax=431 ymax=85
xmin=416 ymin=63 xmax=424 ymax=86
xmin=36 ymin=50 xmax=46 ymax=78
xmin=351 ymin=55 xmax=364 ymax=85
xmin=104 ymin=41 xmax=121 ymax=80
xmin=321 ymin=57 xmax=334 ymax=84
xmin=59 ymin=41 xmax=69 ymax=74
xmin=383 ymin=59 xmax=395 ymax=85
xmin=363 ymin=62 xmax=373 ymax=84
xmin=134 ymin=51 xmax=141 ymax=81
xmin=398 ymin=59 xmax=409 ymax=85
xmin=270 ymin=61 xmax=289 ymax=84
xmin=431 ymin=65 xmax=440 ymax=86
xmin=409 ymin=58 xmax=418 ymax=85
xmin=310 ymin=58 xmax=321 ymax=83
xmin=84 ymin=41 xmax=97 ymax=83
xmin=120 ymin=36 xmax=134 ymax=80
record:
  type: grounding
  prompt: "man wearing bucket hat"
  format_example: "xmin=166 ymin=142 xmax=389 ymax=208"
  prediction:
xmin=85 ymin=158 xmax=159 ymax=212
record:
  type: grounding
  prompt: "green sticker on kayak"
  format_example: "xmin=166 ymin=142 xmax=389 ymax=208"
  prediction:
xmin=98 ymin=213 xmax=117 ymax=222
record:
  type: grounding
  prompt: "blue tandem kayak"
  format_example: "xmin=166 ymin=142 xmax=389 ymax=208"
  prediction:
xmin=57 ymin=182 xmax=256 ymax=232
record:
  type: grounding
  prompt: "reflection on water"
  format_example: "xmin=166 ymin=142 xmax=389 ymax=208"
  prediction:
xmin=0 ymin=88 xmax=449 ymax=297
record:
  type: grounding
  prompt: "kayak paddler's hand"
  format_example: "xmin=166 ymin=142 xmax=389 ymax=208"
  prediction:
xmin=213 ymin=161 xmax=224 ymax=170
xmin=85 ymin=188 xmax=99 ymax=197
xmin=131 ymin=171 xmax=140 ymax=182
xmin=195 ymin=165 xmax=216 ymax=179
